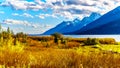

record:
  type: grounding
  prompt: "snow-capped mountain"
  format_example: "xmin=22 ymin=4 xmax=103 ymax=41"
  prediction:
xmin=58 ymin=18 xmax=81 ymax=33
xmin=43 ymin=12 xmax=101 ymax=35
xmin=60 ymin=12 xmax=101 ymax=33
xmin=72 ymin=6 xmax=120 ymax=34
xmin=43 ymin=21 xmax=72 ymax=35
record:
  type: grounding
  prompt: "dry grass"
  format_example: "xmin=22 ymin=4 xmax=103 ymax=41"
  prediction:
xmin=0 ymin=35 xmax=120 ymax=68
xmin=29 ymin=49 xmax=80 ymax=68
xmin=1 ymin=45 xmax=120 ymax=68
xmin=0 ymin=45 xmax=30 ymax=67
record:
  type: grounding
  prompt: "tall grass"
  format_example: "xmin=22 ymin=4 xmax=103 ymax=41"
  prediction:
xmin=0 ymin=42 xmax=30 ymax=67
xmin=0 ymin=28 xmax=120 ymax=68
xmin=1 ymin=45 xmax=120 ymax=68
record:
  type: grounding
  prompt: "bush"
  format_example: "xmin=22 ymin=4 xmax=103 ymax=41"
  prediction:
xmin=99 ymin=38 xmax=116 ymax=44
xmin=28 ymin=36 xmax=54 ymax=42
xmin=84 ymin=38 xmax=99 ymax=45
xmin=51 ymin=32 xmax=63 ymax=44
xmin=15 ymin=32 xmax=28 ymax=43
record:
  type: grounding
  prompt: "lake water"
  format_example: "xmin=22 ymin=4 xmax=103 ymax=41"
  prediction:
xmin=64 ymin=35 xmax=120 ymax=42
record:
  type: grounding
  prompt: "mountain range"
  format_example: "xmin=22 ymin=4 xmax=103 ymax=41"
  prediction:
xmin=43 ymin=6 xmax=120 ymax=35
xmin=43 ymin=12 xmax=101 ymax=35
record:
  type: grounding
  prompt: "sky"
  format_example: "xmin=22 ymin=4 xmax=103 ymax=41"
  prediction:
xmin=0 ymin=0 xmax=120 ymax=34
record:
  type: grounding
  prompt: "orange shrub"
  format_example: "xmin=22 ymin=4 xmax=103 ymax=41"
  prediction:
xmin=66 ymin=42 xmax=81 ymax=48
xmin=28 ymin=36 xmax=54 ymax=41
xmin=99 ymin=38 xmax=116 ymax=44
xmin=58 ymin=42 xmax=81 ymax=49
xmin=68 ymin=38 xmax=87 ymax=43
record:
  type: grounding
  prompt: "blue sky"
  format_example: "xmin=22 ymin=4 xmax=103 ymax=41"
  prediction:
xmin=0 ymin=0 xmax=120 ymax=34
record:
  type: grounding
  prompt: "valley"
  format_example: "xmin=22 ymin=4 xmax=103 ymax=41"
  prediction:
xmin=0 ymin=30 xmax=120 ymax=68
xmin=1 ymin=1 xmax=120 ymax=67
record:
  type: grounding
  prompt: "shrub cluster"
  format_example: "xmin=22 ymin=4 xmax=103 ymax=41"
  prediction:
xmin=84 ymin=38 xmax=99 ymax=45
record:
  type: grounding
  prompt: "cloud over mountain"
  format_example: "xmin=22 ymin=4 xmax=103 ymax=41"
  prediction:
xmin=37 ymin=14 xmax=58 ymax=19
xmin=0 ymin=0 xmax=120 ymax=34
xmin=1 ymin=0 xmax=120 ymax=19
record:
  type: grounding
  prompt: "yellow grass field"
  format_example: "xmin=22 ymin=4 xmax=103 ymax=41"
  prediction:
xmin=0 ymin=31 xmax=120 ymax=68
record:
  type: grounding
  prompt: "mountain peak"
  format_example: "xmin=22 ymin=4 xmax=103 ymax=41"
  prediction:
xmin=44 ymin=6 xmax=120 ymax=35
xmin=73 ymin=18 xmax=80 ymax=21
xmin=90 ymin=12 xmax=101 ymax=18
xmin=81 ymin=12 xmax=101 ymax=23
xmin=43 ymin=12 xmax=101 ymax=35
xmin=72 ymin=6 xmax=120 ymax=34
xmin=73 ymin=18 xmax=81 ymax=23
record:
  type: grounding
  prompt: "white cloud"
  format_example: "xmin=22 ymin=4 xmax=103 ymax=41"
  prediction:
xmin=12 ymin=13 xmax=19 ymax=16
xmin=31 ymin=24 xmax=43 ymax=28
xmin=2 ymin=19 xmax=53 ymax=34
xmin=55 ymin=11 xmax=73 ymax=19
xmin=40 ymin=0 xmax=120 ymax=19
xmin=22 ymin=13 xmax=33 ymax=18
xmin=3 ymin=19 xmax=53 ymax=29
xmin=3 ymin=19 xmax=31 ymax=26
xmin=12 ymin=13 xmax=34 ymax=18
xmin=1 ymin=0 xmax=120 ymax=19
xmin=37 ymin=14 xmax=58 ymax=19
xmin=44 ymin=24 xmax=52 ymax=29
xmin=0 ymin=0 xmax=44 ymax=10
xmin=1 ymin=26 xmax=7 ymax=31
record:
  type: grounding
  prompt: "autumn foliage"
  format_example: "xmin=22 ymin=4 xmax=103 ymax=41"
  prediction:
xmin=0 ymin=27 xmax=119 ymax=68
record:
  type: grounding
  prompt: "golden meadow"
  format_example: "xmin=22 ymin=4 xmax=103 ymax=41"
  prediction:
xmin=0 ymin=26 xmax=120 ymax=68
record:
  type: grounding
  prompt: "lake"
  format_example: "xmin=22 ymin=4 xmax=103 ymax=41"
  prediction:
xmin=64 ymin=35 xmax=120 ymax=42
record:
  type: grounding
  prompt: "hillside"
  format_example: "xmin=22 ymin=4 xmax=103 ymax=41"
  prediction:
xmin=43 ymin=12 xmax=101 ymax=35
xmin=71 ymin=6 xmax=120 ymax=34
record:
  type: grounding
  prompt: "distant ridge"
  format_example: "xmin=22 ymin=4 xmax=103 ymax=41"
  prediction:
xmin=71 ymin=6 xmax=120 ymax=34
xmin=43 ymin=12 xmax=101 ymax=35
